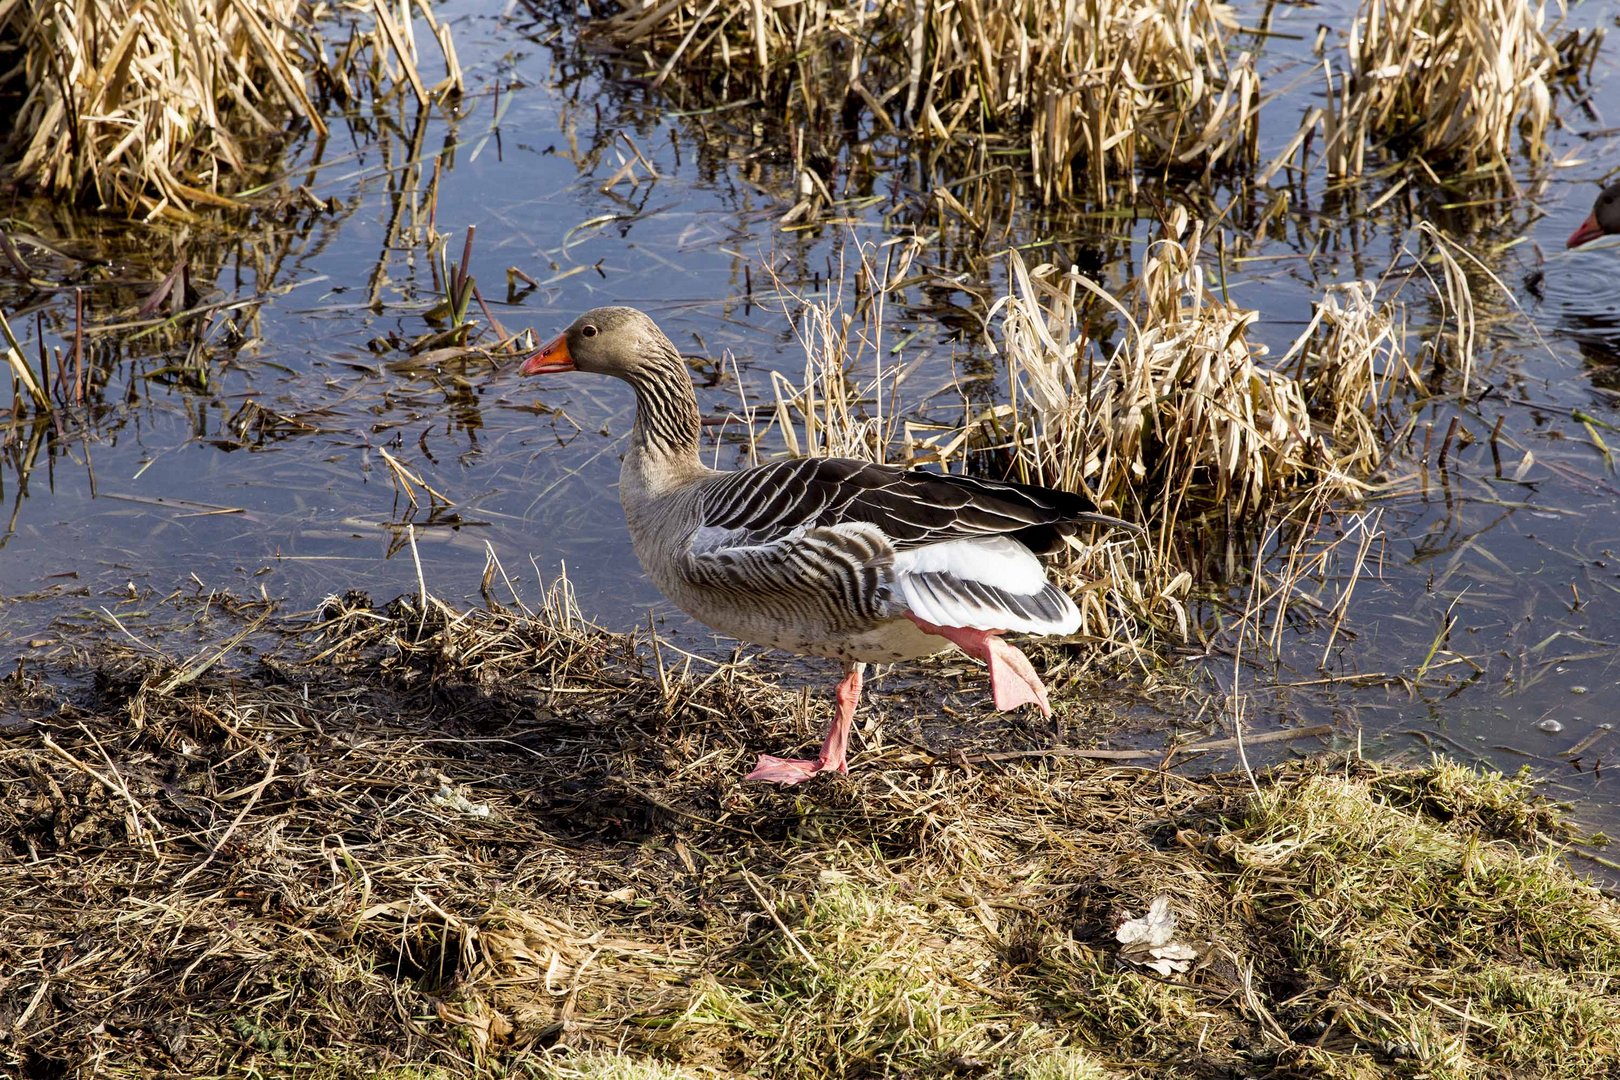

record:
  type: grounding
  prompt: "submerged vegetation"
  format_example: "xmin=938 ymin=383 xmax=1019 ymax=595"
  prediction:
xmin=2 ymin=589 xmax=1615 ymax=1078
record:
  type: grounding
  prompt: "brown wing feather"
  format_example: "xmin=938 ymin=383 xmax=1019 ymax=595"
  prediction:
xmin=698 ymin=457 xmax=1133 ymax=553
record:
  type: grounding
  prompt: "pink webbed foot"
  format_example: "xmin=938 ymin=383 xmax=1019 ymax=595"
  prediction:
xmin=977 ymin=632 xmax=1052 ymax=715
xmin=745 ymin=754 xmax=848 ymax=785
xmin=746 ymin=664 xmax=862 ymax=785
xmin=907 ymin=615 xmax=1053 ymax=717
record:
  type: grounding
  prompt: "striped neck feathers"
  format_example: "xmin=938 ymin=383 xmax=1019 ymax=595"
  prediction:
xmin=622 ymin=345 xmax=702 ymax=465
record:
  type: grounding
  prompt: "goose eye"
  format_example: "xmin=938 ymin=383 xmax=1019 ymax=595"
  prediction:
xmin=581 ymin=325 xmax=598 ymax=338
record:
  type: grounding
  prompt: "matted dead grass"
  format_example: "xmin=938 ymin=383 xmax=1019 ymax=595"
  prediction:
xmin=1 ymin=586 xmax=1615 ymax=1079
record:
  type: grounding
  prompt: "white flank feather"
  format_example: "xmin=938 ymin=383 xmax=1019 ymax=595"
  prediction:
xmin=893 ymin=537 xmax=1080 ymax=635
xmin=893 ymin=536 xmax=1045 ymax=592
xmin=688 ymin=524 xmax=752 ymax=556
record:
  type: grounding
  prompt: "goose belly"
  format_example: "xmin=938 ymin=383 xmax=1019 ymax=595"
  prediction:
xmin=660 ymin=584 xmax=948 ymax=663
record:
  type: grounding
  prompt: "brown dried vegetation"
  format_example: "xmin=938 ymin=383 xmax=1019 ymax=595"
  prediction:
xmin=2 ymin=589 xmax=1616 ymax=1078
xmin=0 ymin=0 xmax=461 ymax=217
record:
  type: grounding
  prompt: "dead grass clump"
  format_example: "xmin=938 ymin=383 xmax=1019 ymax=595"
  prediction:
xmin=441 ymin=905 xmax=690 ymax=1064
xmin=0 ymin=0 xmax=323 ymax=215
xmin=981 ymin=212 xmax=1415 ymax=644
xmin=994 ymin=210 xmax=1406 ymax=523
xmin=597 ymin=0 xmax=1257 ymax=204
xmin=1323 ymin=0 xmax=1599 ymax=177
xmin=1012 ymin=1046 xmax=1120 ymax=1080
xmin=0 ymin=0 xmax=462 ymax=217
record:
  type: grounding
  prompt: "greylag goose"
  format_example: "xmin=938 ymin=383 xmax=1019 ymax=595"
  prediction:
xmin=519 ymin=306 xmax=1137 ymax=784
xmin=1568 ymin=180 xmax=1620 ymax=248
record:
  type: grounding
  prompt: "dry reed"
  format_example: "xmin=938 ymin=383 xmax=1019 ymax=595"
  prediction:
xmin=597 ymin=0 xmax=1600 ymax=217
xmin=726 ymin=240 xmax=1167 ymax=664
xmin=1322 ymin=0 xmax=1599 ymax=177
xmin=737 ymin=238 xmax=938 ymax=466
xmin=977 ymin=211 xmax=1416 ymax=648
xmin=0 ymin=0 xmax=323 ymax=216
xmin=725 ymin=216 xmax=1431 ymax=660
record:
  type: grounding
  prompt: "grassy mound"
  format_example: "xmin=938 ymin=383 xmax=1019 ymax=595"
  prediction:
xmin=0 ymin=591 xmax=1614 ymax=1078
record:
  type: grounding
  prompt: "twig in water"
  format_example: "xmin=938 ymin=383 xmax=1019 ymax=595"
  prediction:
xmin=959 ymin=724 xmax=1334 ymax=765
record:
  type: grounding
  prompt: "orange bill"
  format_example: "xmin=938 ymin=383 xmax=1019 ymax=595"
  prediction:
xmin=519 ymin=332 xmax=573 ymax=374
xmin=1568 ymin=212 xmax=1604 ymax=249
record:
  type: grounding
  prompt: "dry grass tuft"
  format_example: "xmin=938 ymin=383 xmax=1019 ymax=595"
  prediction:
xmin=992 ymin=209 xmax=1401 ymax=521
xmin=734 ymin=238 xmax=952 ymax=468
xmin=978 ymin=211 xmax=1416 ymax=645
xmin=1323 ymin=0 xmax=1600 ymax=177
xmin=538 ymin=1054 xmax=704 ymax=1079
xmin=595 ymin=0 xmax=1600 ymax=217
xmin=598 ymin=0 xmax=1257 ymax=205
xmin=2 ymin=591 xmax=1616 ymax=1078
xmin=0 ymin=0 xmax=324 ymax=215
xmin=0 ymin=0 xmax=462 ymax=217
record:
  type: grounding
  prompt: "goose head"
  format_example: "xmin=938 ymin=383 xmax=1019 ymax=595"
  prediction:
xmin=520 ymin=306 xmax=676 ymax=379
xmin=1568 ymin=181 xmax=1620 ymax=249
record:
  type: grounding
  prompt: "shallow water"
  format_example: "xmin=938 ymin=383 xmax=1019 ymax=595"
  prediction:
xmin=3 ymin=1 xmax=1620 ymax=840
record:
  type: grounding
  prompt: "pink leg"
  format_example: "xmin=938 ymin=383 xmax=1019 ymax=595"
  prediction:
xmin=747 ymin=664 xmax=864 ymax=784
xmin=907 ymin=614 xmax=1052 ymax=717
